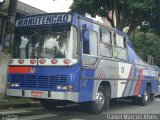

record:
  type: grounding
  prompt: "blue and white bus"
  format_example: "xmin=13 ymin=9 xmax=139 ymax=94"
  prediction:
xmin=7 ymin=12 xmax=159 ymax=113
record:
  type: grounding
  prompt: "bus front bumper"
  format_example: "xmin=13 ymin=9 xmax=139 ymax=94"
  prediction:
xmin=7 ymin=89 xmax=78 ymax=102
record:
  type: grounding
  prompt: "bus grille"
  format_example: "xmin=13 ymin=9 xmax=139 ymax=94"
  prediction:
xmin=10 ymin=74 xmax=68 ymax=90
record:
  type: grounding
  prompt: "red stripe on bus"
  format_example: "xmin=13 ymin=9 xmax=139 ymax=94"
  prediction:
xmin=9 ymin=67 xmax=32 ymax=74
xmin=134 ymin=69 xmax=144 ymax=95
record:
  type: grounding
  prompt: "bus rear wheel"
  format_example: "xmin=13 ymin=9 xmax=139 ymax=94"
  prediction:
xmin=88 ymin=85 xmax=110 ymax=114
xmin=40 ymin=100 xmax=57 ymax=109
xmin=137 ymin=86 xmax=150 ymax=106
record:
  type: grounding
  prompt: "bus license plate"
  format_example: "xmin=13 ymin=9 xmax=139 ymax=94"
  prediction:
xmin=31 ymin=91 xmax=42 ymax=97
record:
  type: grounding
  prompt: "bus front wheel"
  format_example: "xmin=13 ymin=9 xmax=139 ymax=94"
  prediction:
xmin=88 ymin=85 xmax=110 ymax=114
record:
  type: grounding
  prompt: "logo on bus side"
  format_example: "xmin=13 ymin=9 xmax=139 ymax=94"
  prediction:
xmin=15 ymin=14 xmax=72 ymax=27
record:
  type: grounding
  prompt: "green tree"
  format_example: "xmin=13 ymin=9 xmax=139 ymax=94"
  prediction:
xmin=150 ymin=16 xmax=160 ymax=35
xmin=130 ymin=28 xmax=160 ymax=67
xmin=70 ymin=0 xmax=160 ymax=35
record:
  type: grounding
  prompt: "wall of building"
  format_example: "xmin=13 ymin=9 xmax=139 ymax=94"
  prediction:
xmin=0 ymin=0 xmax=9 ymax=100
xmin=17 ymin=1 xmax=46 ymax=16
xmin=0 ymin=0 xmax=46 ymax=100
xmin=0 ymin=52 xmax=8 ymax=100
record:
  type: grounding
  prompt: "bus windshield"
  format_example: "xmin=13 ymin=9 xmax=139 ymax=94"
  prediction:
xmin=12 ymin=26 xmax=77 ymax=59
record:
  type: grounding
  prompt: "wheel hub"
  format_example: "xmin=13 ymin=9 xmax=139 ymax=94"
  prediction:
xmin=95 ymin=91 xmax=105 ymax=109
xmin=144 ymin=91 xmax=148 ymax=102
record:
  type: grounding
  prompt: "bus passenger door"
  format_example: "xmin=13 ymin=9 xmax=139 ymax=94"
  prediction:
xmin=78 ymin=29 xmax=99 ymax=102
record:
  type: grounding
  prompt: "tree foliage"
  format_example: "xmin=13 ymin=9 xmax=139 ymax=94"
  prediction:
xmin=130 ymin=29 xmax=160 ymax=67
xmin=70 ymin=0 xmax=160 ymax=35
xmin=150 ymin=16 xmax=160 ymax=35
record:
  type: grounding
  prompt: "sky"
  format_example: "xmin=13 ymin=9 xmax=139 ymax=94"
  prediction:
xmin=18 ymin=0 xmax=102 ymax=22
xmin=18 ymin=0 xmax=73 ymax=12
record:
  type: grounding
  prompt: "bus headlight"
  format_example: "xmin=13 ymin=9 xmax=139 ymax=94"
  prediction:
xmin=10 ymin=83 xmax=20 ymax=87
xmin=56 ymin=85 xmax=68 ymax=90
xmin=56 ymin=85 xmax=73 ymax=91
xmin=56 ymin=85 xmax=63 ymax=90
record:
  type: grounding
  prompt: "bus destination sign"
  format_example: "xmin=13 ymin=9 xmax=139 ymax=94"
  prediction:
xmin=15 ymin=14 xmax=72 ymax=27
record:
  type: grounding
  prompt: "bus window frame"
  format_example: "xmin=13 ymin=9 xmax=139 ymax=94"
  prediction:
xmin=100 ymin=28 xmax=113 ymax=58
xmin=81 ymin=28 xmax=99 ymax=68
xmin=113 ymin=33 xmax=128 ymax=61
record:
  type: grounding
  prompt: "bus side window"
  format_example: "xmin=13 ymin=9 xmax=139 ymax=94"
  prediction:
xmin=114 ymin=34 xmax=128 ymax=60
xmin=100 ymin=29 xmax=112 ymax=58
xmin=82 ymin=29 xmax=90 ymax=54
xmin=82 ymin=29 xmax=98 ymax=56
xmin=82 ymin=29 xmax=98 ymax=67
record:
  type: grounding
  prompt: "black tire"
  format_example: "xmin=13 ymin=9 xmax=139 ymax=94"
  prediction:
xmin=105 ymin=86 xmax=111 ymax=111
xmin=137 ymin=86 xmax=150 ymax=106
xmin=40 ymin=100 xmax=57 ymax=109
xmin=88 ymin=85 xmax=111 ymax=114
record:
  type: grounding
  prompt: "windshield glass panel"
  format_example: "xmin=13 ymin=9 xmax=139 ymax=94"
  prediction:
xmin=12 ymin=26 xmax=77 ymax=59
